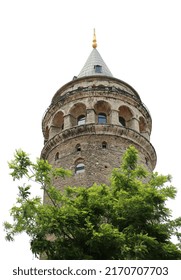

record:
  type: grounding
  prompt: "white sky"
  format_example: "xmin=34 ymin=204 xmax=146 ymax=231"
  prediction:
xmin=0 ymin=0 xmax=181 ymax=261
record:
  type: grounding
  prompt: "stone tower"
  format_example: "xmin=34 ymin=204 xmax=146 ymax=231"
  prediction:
xmin=41 ymin=31 xmax=156 ymax=191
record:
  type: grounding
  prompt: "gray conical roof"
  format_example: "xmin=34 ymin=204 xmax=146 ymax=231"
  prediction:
xmin=77 ymin=48 xmax=113 ymax=78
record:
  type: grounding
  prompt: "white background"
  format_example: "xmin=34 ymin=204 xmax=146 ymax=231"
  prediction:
xmin=0 ymin=0 xmax=181 ymax=261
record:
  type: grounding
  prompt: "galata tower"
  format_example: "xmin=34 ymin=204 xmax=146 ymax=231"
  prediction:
xmin=41 ymin=31 xmax=156 ymax=191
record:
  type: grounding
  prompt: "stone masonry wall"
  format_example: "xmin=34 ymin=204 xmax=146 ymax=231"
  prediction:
xmin=46 ymin=133 xmax=152 ymax=192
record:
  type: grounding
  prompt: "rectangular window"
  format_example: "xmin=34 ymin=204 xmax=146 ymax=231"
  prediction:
xmin=98 ymin=113 xmax=107 ymax=124
xmin=94 ymin=65 xmax=102 ymax=73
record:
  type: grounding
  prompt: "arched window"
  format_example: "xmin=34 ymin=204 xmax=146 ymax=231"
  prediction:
xmin=75 ymin=163 xmax=85 ymax=174
xmin=50 ymin=111 xmax=64 ymax=138
xmin=119 ymin=116 xmax=126 ymax=127
xmin=76 ymin=144 xmax=81 ymax=152
xmin=118 ymin=106 xmax=133 ymax=129
xmin=94 ymin=100 xmax=111 ymax=124
xmin=77 ymin=115 xmax=86 ymax=125
xmin=98 ymin=113 xmax=107 ymax=124
xmin=102 ymin=141 xmax=107 ymax=149
xmin=52 ymin=111 xmax=64 ymax=129
xmin=55 ymin=152 xmax=59 ymax=161
xmin=70 ymin=103 xmax=86 ymax=127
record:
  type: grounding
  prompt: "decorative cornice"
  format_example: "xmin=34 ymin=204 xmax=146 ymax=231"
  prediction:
xmin=51 ymin=76 xmax=141 ymax=105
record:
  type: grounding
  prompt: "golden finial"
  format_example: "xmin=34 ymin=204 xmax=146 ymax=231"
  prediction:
xmin=92 ymin=28 xmax=97 ymax=49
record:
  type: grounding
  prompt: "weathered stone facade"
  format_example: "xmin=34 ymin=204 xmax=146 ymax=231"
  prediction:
xmin=41 ymin=73 xmax=156 ymax=190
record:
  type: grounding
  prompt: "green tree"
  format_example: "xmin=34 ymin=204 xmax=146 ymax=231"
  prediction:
xmin=4 ymin=146 xmax=181 ymax=259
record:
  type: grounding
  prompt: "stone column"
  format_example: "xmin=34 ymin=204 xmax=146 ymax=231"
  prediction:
xmin=130 ymin=117 xmax=140 ymax=132
xmin=110 ymin=110 xmax=119 ymax=125
xmin=64 ymin=114 xmax=71 ymax=129
xmin=86 ymin=109 xmax=95 ymax=124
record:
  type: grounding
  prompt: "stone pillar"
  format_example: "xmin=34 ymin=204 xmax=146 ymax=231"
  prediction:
xmin=86 ymin=109 xmax=95 ymax=124
xmin=64 ymin=114 xmax=71 ymax=129
xmin=130 ymin=117 xmax=139 ymax=132
xmin=49 ymin=126 xmax=60 ymax=139
xmin=111 ymin=110 xmax=119 ymax=125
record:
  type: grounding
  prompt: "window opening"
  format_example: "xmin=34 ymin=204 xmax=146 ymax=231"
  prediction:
xmin=76 ymin=144 xmax=81 ymax=152
xmin=145 ymin=157 xmax=148 ymax=166
xmin=77 ymin=115 xmax=86 ymax=125
xmin=119 ymin=116 xmax=126 ymax=127
xmin=75 ymin=163 xmax=85 ymax=174
xmin=55 ymin=152 xmax=59 ymax=161
xmin=102 ymin=141 xmax=107 ymax=149
xmin=98 ymin=113 xmax=107 ymax=124
xmin=94 ymin=65 xmax=102 ymax=73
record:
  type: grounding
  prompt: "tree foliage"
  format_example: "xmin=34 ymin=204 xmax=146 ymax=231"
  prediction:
xmin=4 ymin=146 xmax=181 ymax=259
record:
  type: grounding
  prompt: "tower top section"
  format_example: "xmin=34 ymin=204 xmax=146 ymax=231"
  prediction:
xmin=77 ymin=30 xmax=113 ymax=78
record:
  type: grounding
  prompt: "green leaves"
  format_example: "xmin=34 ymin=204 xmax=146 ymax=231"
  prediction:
xmin=8 ymin=149 xmax=31 ymax=180
xmin=4 ymin=146 xmax=181 ymax=259
xmin=18 ymin=185 xmax=31 ymax=200
xmin=121 ymin=145 xmax=138 ymax=171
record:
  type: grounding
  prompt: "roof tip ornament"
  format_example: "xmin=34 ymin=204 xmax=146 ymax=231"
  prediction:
xmin=92 ymin=28 xmax=97 ymax=49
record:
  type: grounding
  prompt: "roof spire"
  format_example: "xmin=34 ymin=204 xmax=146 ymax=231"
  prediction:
xmin=92 ymin=28 xmax=97 ymax=49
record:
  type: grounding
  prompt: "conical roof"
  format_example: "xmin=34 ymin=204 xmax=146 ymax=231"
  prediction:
xmin=77 ymin=30 xmax=113 ymax=78
xmin=77 ymin=48 xmax=113 ymax=78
